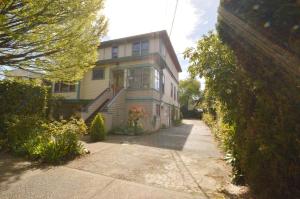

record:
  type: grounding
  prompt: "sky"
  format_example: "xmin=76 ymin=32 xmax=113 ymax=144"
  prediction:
xmin=102 ymin=0 xmax=220 ymax=88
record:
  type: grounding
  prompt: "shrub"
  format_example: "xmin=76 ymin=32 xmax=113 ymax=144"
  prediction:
xmin=128 ymin=106 xmax=146 ymax=133
xmin=90 ymin=113 xmax=106 ymax=141
xmin=3 ymin=115 xmax=86 ymax=163
xmin=0 ymin=80 xmax=48 ymax=117
xmin=173 ymin=119 xmax=182 ymax=126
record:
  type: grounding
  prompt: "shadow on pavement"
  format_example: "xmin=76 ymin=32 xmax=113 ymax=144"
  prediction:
xmin=0 ymin=152 xmax=49 ymax=191
xmin=102 ymin=123 xmax=194 ymax=151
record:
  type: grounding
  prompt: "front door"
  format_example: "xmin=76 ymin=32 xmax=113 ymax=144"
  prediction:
xmin=112 ymin=70 xmax=124 ymax=96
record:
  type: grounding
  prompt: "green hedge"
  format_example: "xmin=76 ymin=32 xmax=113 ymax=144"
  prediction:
xmin=218 ymin=3 xmax=300 ymax=198
xmin=185 ymin=32 xmax=300 ymax=198
xmin=0 ymin=80 xmax=48 ymax=116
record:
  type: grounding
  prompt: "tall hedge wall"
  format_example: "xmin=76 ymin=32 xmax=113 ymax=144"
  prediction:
xmin=0 ymin=80 xmax=48 ymax=117
xmin=217 ymin=1 xmax=300 ymax=198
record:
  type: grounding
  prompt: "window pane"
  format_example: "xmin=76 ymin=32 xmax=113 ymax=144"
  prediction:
xmin=132 ymin=42 xmax=140 ymax=56
xmin=128 ymin=68 xmax=142 ymax=88
xmin=141 ymin=40 xmax=149 ymax=55
xmin=142 ymin=68 xmax=150 ymax=88
xmin=112 ymin=46 xmax=118 ymax=58
xmin=154 ymin=69 xmax=160 ymax=91
xmin=61 ymin=83 xmax=69 ymax=92
xmin=92 ymin=68 xmax=105 ymax=80
xmin=69 ymin=84 xmax=76 ymax=92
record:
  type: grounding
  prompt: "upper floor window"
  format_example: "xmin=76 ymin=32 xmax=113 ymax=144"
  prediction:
xmin=112 ymin=46 xmax=118 ymax=58
xmin=128 ymin=67 xmax=150 ymax=89
xmin=92 ymin=68 xmax=105 ymax=80
xmin=54 ymin=82 xmax=75 ymax=93
xmin=132 ymin=40 xmax=149 ymax=56
xmin=154 ymin=69 xmax=160 ymax=91
xmin=141 ymin=40 xmax=149 ymax=55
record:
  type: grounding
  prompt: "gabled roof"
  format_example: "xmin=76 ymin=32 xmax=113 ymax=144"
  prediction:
xmin=99 ymin=30 xmax=182 ymax=72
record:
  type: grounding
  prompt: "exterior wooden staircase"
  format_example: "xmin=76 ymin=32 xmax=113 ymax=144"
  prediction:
xmin=81 ymin=88 xmax=112 ymax=121
xmin=81 ymin=88 xmax=126 ymax=128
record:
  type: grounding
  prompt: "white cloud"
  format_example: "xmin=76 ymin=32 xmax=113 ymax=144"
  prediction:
xmin=104 ymin=0 xmax=201 ymax=52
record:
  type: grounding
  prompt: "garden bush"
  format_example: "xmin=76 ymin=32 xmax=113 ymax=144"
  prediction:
xmin=3 ymin=115 xmax=86 ymax=163
xmin=0 ymin=80 xmax=48 ymax=117
xmin=128 ymin=106 xmax=146 ymax=134
xmin=90 ymin=113 xmax=106 ymax=141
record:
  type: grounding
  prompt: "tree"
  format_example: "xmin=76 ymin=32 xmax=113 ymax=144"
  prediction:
xmin=0 ymin=0 xmax=107 ymax=81
xmin=185 ymin=31 xmax=300 ymax=197
xmin=90 ymin=113 xmax=106 ymax=141
xmin=179 ymin=78 xmax=202 ymax=109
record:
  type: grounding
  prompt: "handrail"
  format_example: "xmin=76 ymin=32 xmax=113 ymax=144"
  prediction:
xmin=107 ymin=88 xmax=125 ymax=108
xmin=83 ymin=88 xmax=110 ymax=111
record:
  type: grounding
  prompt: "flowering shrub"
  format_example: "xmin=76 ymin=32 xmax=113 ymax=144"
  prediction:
xmin=128 ymin=106 xmax=146 ymax=134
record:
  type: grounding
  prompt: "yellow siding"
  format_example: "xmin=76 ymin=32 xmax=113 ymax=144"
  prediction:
xmin=79 ymin=66 xmax=110 ymax=99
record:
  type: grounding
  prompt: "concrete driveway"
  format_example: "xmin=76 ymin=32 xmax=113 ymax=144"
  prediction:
xmin=0 ymin=120 xmax=232 ymax=199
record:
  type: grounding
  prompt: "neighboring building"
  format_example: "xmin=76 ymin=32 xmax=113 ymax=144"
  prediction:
xmin=5 ymin=69 xmax=43 ymax=80
xmin=7 ymin=30 xmax=182 ymax=131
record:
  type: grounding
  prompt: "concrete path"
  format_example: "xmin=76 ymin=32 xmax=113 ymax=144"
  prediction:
xmin=0 ymin=120 xmax=231 ymax=199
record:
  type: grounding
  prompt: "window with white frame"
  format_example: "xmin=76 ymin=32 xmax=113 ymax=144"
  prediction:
xmin=132 ymin=40 xmax=149 ymax=56
xmin=154 ymin=69 xmax=160 ymax=91
xmin=141 ymin=40 xmax=149 ymax=55
xmin=54 ymin=82 xmax=76 ymax=93
xmin=128 ymin=67 xmax=151 ymax=89
xmin=112 ymin=46 xmax=118 ymax=58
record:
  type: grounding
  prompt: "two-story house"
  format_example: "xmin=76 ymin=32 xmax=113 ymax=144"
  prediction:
xmin=51 ymin=30 xmax=181 ymax=131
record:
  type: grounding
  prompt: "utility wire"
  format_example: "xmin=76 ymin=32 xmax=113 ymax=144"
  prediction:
xmin=169 ymin=0 xmax=179 ymax=37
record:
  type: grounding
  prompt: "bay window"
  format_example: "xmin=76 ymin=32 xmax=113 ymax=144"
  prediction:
xmin=128 ymin=67 xmax=151 ymax=89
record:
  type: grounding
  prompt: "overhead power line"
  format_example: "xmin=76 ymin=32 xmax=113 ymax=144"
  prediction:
xmin=169 ymin=0 xmax=179 ymax=37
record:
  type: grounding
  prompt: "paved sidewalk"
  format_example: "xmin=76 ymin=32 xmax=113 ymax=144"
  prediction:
xmin=0 ymin=120 xmax=231 ymax=199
